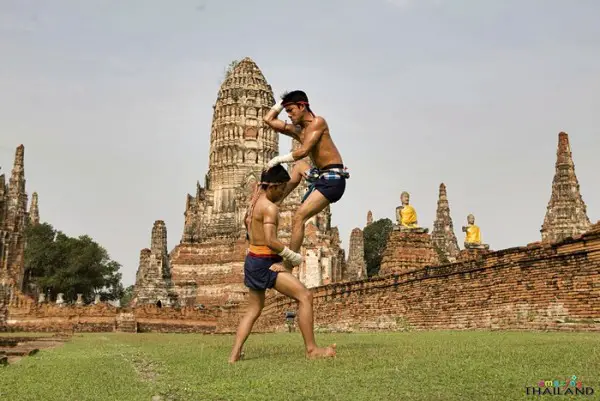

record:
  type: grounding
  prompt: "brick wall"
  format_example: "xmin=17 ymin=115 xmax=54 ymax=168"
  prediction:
xmin=5 ymin=303 xmax=120 ymax=332
xmin=3 ymin=226 xmax=598 ymax=334
xmin=252 ymin=227 xmax=600 ymax=333
xmin=4 ymin=302 xmax=226 ymax=334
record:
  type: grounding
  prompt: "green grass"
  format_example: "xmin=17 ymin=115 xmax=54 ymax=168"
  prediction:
xmin=1 ymin=331 xmax=599 ymax=400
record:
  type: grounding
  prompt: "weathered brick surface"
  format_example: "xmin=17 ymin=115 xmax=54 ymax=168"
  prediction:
xmin=5 ymin=303 xmax=120 ymax=332
xmin=169 ymin=240 xmax=248 ymax=306
xmin=4 ymin=302 xmax=224 ymax=334
xmin=457 ymin=248 xmax=492 ymax=262
xmin=344 ymin=228 xmax=366 ymax=280
xmin=131 ymin=220 xmax=177 ymax=306
xmin=4 ymin=227 xmax=599 ymax=334
xmin=0 ymin=145 xmax=38 ymax=291
xmin=379 ymin=231 xmax=440 ymax=275
xmin=541 ymin=132 xmax=591 ymax=243
xmin=431 ymin=183 xmax=460 ymax=262
xmin=251 ymin=228 xmax=600 ymax=333
xmin=133 ymin=58 xmax=345 ymax=306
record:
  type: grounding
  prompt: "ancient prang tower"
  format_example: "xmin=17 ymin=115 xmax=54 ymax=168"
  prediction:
xmin=132 ymin=57 xmax=345 ymax=306
xmin=131 ymin=220 xmax=175 ymax=306
xmin=344 ymin=228 xmax=367 ymax=280
xmin=0 ymin=145 xmax=39 ymax=292
xmin=430 ymin=183 xmax=460 ymax=262
xmin=541 ymin=132 xmax=591 ymax=243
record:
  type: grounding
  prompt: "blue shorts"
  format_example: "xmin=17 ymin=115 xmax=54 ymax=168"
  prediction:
xmin=244 ymin=252 xmax=282 ymax=291
xmin=302 ymin=164 xmax=348 ymax=204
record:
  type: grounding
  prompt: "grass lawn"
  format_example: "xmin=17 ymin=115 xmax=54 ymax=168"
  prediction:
xmin=1 ymin=331 xmax=599 ymax=400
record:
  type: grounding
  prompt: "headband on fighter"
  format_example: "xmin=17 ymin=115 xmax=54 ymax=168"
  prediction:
xmin=281 ymin=100 xmax=309 ymax=108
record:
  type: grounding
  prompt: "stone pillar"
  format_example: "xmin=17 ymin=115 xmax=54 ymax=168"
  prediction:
xmin=29 ymin=192 xmax=39 ymax=225
xmin=151 ymin=220 xmax=170 ymax=278
xmin=345 ymin=228 xmax=367 ymax=280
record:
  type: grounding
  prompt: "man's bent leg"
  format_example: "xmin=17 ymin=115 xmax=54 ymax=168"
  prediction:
xmin=229 ymin=289 xmax=265 ymax=363
xmin=289 ymin=189 xmax=331 ymax=253
xmin=273 ymin=271 xmax=336 ymax=359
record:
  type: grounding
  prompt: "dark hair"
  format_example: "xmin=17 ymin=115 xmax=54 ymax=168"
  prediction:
xmin=260 ymin=165 xmax=290 ymax=187
xmin=281 ymin=90 xmax=314 ymax=115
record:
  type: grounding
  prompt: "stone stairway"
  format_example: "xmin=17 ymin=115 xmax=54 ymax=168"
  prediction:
xmin=115 ymin=312 xmax=137 ymax=333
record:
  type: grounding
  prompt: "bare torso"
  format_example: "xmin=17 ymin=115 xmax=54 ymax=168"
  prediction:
xmin=296 ymin=116 xmax=343 ymax=168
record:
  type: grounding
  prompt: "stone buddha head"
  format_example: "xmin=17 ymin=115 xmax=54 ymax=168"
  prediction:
xmin=467 ymin=214 xmax=475 ymax=225
xmin=400 ymin=191 xmax=410 ymax=206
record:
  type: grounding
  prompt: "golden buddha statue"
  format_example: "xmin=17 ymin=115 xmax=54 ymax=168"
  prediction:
xmin=395 ymin=191 xmax=428 ymax=233
xmin=462 ymin=214 xmax=489 ymax=249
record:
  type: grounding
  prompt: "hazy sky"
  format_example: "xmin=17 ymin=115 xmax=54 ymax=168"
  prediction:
xmin=1 ymin=0 xmax=598 ymax=286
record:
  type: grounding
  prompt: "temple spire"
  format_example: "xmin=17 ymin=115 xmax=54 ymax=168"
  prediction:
xmin=345 ymin=228 xmax=367 ymax=280
xmin=29 ymin=192 xmax=39 ymax=225
xmin=431 ymin=183 xmax=460 ymax=262
xmin=541 ymin=132 xmax=591 ymax=243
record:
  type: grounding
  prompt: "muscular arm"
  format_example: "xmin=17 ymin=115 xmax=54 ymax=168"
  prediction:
xmin=292 ymin=117 xmax=325 ymax=159
xmin=263 ymin=106 xmax=302 ymax=139
xmin=262 ymin=203 xmax=285 ymax=253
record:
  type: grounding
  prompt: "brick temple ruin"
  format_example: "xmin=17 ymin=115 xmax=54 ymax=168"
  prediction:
xmin=0 ymin=58 xmax=598 ymax=335
xmin=131 ymin=57 xmax=352 ymax=308
xmin=0 ymin=145 xmax=40 ymax=314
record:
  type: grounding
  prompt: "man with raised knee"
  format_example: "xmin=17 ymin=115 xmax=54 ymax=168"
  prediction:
xmin=229 ymin=165 xmax=336 ymax=363
xmin=263 ymin=90 xmax=348 ymax=268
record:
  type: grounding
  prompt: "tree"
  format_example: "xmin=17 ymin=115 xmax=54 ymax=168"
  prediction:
xmin=223 ymin=59 xmax=239 ymax=81
xmin=363 ymin=218 xmax=393 ymax=277
xmin=23 ymin=222 xmax=124 ymax=303
xmin=119 ymin=285 xmax=135 ymax=307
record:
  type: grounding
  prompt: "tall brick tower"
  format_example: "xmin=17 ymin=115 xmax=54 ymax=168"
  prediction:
xmin=182 ymin=57 xmax=280 ymax=242
xmin=431 ymin=183 xmax=460 ymax=262
xmin=540 ymin=132 xmax=591 ymax=243
xmin=132 ymin=58 xmax=345 ymax=307
xmin=0 ymin=145 xmax=30 ymax=290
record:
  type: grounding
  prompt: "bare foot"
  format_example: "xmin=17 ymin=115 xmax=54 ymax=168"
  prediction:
xmin=306 ymin=344 xmax=337 ymax=360
xmin=228 ymin=350 xmax=245 ymax=364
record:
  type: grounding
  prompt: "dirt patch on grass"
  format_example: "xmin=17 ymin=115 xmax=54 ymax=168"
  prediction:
xmin=0 ymin=334 xmax=71 ymax=365
xmin=115 ymin=344 xmax=162 ymax=383
xmin=131 ymin=354 xmax=160 ymax=382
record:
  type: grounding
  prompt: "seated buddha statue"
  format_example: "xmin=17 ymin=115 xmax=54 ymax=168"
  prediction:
xmin=462 ymin=214 xmax=489 ymax=249
xmin=395 ymin=191 xmax=428 ymax=233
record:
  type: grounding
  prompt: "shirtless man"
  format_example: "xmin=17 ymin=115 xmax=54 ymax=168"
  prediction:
xmin=263 ymin=90 xmax=348 ymax=268
xmin=228 ymin=165 xmax=337 ymax=363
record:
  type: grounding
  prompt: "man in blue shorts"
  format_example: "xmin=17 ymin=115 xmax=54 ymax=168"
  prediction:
xmin=263 ymin=90 xmax=349 ymax=269
xmin=229 ymin=165 xmax=337 ymax=363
